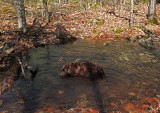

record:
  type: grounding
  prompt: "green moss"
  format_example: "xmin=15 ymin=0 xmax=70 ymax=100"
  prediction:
xmin=88 ymin=18 xmax=105 ymax=26
xmin=115 ymin=34 xmax=120 ymax=38
xmin=153 ymin=17 xmax=160 ymax=25
xmin=148 ymin=17 xmax=160 ymax=25
xmin=25 ymin=10 xmax=30 ymax=15
xmin=2 ymin=7 xmax=15 ymax=13
xmin=141 ymin=0 xmax=149 ymax=3
xmin=97 ymin=18 xmax=105 ymax=25
xmin=93 ymin=29 xmax=98 ymax=34
xmin=115 ymin=28 xmax=123 ymax=34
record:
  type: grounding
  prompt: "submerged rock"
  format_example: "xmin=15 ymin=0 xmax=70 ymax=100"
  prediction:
xmin=139 ymin=38 xmax=158 ymax=49
xmin=138 ymin=28 xmax=160 ymax=49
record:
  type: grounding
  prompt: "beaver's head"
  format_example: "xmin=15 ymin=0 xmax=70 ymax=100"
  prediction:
xmin=60 ymin=64 xmax=71 ymax=77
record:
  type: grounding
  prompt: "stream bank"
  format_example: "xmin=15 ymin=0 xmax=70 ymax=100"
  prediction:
xmin=0 ymin=24 xmax=160 ymax=96
xmin=0 ymin=23 xmax=76 ymax=95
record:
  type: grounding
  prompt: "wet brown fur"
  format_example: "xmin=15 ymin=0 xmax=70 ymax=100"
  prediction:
xmin=60 ymin=62 xmax=105 ymax=78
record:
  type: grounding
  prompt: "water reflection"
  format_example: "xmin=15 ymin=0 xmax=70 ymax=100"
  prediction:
xmin=0 ymin=40 xmax=160 ymax=112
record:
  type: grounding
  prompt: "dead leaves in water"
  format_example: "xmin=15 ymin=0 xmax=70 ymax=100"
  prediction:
xmin=128 ymin=92 xmax=136 ymax=96
xmin=0 ymin=99 xmax=3 ymax=106
xmin=122 ymin=97 xmax=160 ymax=113
xmin=58 ymin=90 xmax=64 ymax=94
xmin=58 ymin=57 xmax=63 ymax=63
xmin=18 ymin=97 xmax=27 ymax=104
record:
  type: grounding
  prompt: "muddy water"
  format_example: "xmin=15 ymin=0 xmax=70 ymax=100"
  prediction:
xmin=0 ymin=40 xmax=160 ymax=112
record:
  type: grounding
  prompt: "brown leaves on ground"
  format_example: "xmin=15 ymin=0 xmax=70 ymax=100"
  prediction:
xmin=1 ymin=1 xmax=160 ymax=43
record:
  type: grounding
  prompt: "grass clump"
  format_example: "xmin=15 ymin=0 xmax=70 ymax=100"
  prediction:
xmin=115 ymin=28 xmax=123 ymax=34
xmin=148 ymin=17 xmax=160 ymax=25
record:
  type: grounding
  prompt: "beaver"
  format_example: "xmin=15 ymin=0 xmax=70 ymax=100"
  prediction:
xmin=60 ymin=62 xmax=105 ymax=79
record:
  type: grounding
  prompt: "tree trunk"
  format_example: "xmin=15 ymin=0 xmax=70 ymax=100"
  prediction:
xmin=79 ymin=0 xmax=83 ymax=8
xmin=63 ymin=0 xmax=68 ymax=3
xmin=14 ymin=0 xmax=27 ymax=33
xmin=87 ymin=0 xmax=90 ymax=9
xmin=43 ymin=0 xmax=49 ymax=22
xmin=130 ymin=0 xmax=134 ymax=27
xmin=119 ymin=0 xmax=122 ymax=17
xmin=148 ymin=0 xmax=156 ymax=20
xmin=30 ymin=0 xmax=33 ymax=18
xmin=35 ymin=0 xmax=38 ymax=19
xmin=114 ymin=0 xmax=117 ymax=11
xmin=59 ymin=0 xmax=61 ymax=6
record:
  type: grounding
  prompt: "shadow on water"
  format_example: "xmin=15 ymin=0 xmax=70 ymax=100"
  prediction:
xmin=90 ymin=79 xmax=105 ymax=113
xmin=21 ymin=80 xmax=39 ymax=113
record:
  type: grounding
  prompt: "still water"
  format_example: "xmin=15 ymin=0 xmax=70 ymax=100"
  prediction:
xmin=0 ymin=39 xmax=160 ymax=112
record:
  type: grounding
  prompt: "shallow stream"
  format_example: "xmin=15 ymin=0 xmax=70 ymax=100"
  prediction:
xmin=0 ymin=39 xmax=160 ymax=112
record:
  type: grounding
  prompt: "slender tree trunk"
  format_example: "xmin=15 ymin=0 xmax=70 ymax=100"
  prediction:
xmin=114 ymin=0 xmax=117 ymax=11
xmin=59 ymin=0 xmax=61 ymax=6
xmin=43 ymin=0 xmax=49 ymax=22
xmin=35 ymin=0 xmax=38 ymax=19
xmin=30 ymin=0 xmax=33 ymax=18
xmin=119 ymin=0 xmax=122 ymax=17
xmin=14 ymin=0 xmax=27 ymax=33
xmin=87 ymin=0 xmax=90 ymax=9
xmin=148 ymin=0 xmax=156 ymax=20
xmin=79 ymin=0 xmax=83 ymax=8
xmin=123 ymin=0 xmax=125 ymax=5
xmin=130 ymin=0 xmax=134 ymax=27
xmin=94 ymin=0 xmax=97 ymax=5
xmin=63 ymin=0 xmax=68 ymax=3
xmin=59 ymin=0 xmax=62 ymax=22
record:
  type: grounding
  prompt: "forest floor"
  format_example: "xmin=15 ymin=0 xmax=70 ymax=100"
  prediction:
xmin=0 ymin=1 xmax=160 ymax=112
xmin=0 ymin=1 xmax=160 ymax=42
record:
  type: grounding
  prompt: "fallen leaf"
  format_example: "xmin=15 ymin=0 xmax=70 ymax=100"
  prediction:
xmin=88 ymin=108 xmax=99 ymax=113
xmin=111 ymin=102 xmax=118 ymax=107
xmin=79 ymin=104 xmax=86 ymax=108
xmin=0 ymin=99 xmax=3 ymax=106
xmin=58 ymin=57 xmax=63 ymax=62
xmin=58 ymin=90 xmax=64 ymax=94
xmin=129 ymin=92 xmax=136 ymax=96
xmin=137 ymin=104 xmax=149 ymax=110
xmin=18 ymin=97 xmax=27 ymax=104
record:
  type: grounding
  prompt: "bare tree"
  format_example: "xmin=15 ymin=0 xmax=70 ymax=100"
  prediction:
xmin=87 ymin=0 xmax=90 ymax=9
xmin=130 ymin=0 xmax=134 ymax=27
xmin=79 ymin=0 xmax=83 ymax=8
xmin=114 ymin=0 xmax=117 ymax=11
xmin=63 ymin=0 xmax=68 ymax=3
xmin=30 ymin=0 xmax=33 ymax=18
xmin=148 ymin=0 xmax=156 ymax=20
xmin=14 ymin=0 xmax=27 ymax=33
xmin=43 ymin=0 xmax=49 ymax=22
xmin=119 ymin=0 xmax=122 ymax=17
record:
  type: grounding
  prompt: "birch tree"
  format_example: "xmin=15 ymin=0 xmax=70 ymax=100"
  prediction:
xmin=43 ymin=0 xmax=49 ymax=22
xmin=130 ymin=0 xmax=134 ymax=27
xmin=14 ymin=0 xmax=27 ymax=33
xmin=119 ymin=0 xmax=122 ymax=17
xmin=147 ymin=0 xmax=156 ymax=20
xmin=114 ymin=0 xmax=117 ymax=11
